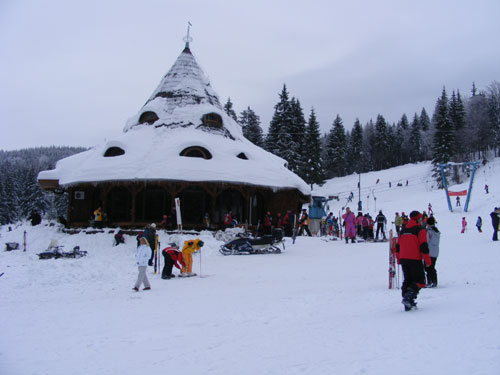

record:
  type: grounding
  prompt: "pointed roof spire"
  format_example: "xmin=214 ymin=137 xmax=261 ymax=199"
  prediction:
xmin=183 ymin=21 xmax=193 ymax=53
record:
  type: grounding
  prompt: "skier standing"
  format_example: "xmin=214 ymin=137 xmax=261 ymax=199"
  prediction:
xmin=342 ymin=207 xmax=356 ymax=243
xmin=456 ymin=196 xmax=461 ymax=207
xmin=396 ymin=211 xmax=431 ymax=311
xmin=425 ymin=216 xmax=440 ymax=288
xmin=375 ymin=210 xmax=387 ymax=240
xmin=491 ymin=207 xmax=500 ymax=241
xmin=461 ymin=217 xmax=467 ymax=233
xmin=133 ymin=237 xmax=152 ymax=291
xmin=393 ymin=212 xmax=402 ymax=235
xmin=142 ymin=223 xmax=157 ymax=266
xmin=485 ymin=184 xmax=489 ymax=194
xmin=476 ymin=216 xmax=482 ymax=232
xmin=298 ymin=209 xmax=312 ymax=237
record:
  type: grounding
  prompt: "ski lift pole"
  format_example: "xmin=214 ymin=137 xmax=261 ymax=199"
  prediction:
xmin=439 ymin=163 xmax=453 ymax=212
xmin=464 ymin=161 xmax=479 ymax=212
xmin=23 ymin=231 xmax=27 ymax=252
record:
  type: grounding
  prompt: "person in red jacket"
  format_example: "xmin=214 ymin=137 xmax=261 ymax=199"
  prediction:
xmin=396 ymin=210 xmax=431 ymax=311
xmin=161 ymin=244 xmax=186 ymax=279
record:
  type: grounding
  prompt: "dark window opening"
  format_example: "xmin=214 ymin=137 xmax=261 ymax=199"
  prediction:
xmin=104 ymin=147 xmax=125 ymax=157
xmin=237 ymin=152 xmax=248 ymax=160
xmin=180 ymin=146 xmax=212 ymax=160
xmin=201 ymin=113 xmax=223 ymax=129
xmin=139 ymin=111 xmax=159 ymax=125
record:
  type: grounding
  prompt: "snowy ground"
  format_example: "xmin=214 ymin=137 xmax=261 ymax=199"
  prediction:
xmin=1 ymin=159 xmax=500 ymax=375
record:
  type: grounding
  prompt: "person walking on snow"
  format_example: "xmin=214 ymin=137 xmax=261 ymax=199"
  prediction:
xmin=491 ymin=207 xmax=500 ymax=241
xmin=393 ymin=212 xmax=403 ymax=235
xmin=456 ymin=196 xmax=461 ymax=207
xmin=396 ymin=211 xmax=431 ymax=311
xmin=133 ymin=237 xmax=152 ymax=291
xmin=476 ymin=216 xmax=482 ymax=232
xmin=342 ymin=207 xmax=357 ymax=243
xmin=425 ymin=216 xmax=440 ymax=288
xmin=485 ymin=184 xmax=489 ymax=194
xmin=461 ymin=217 xmax=467 ymax=233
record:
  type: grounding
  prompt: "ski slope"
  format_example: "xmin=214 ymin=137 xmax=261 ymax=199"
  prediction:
xmin=1 ymin=159 xmax=500 ymax=375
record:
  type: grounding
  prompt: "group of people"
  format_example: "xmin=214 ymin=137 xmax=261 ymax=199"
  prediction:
xmin=341 ymin=208 xmax=388 ymax=243
xmin=132 ymin=223 xmax=204 ymax=291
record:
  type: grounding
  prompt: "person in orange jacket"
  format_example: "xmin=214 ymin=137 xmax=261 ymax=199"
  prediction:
xmin=396 ymin=210 xmax=431 ymax=311
xmin=181 ymin=238 xmax=204 ymax=276
xmin=298 ymin=209 xmax=312 ymax=237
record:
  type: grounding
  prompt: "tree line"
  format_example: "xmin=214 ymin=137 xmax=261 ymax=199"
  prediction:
xmin=226 ymin=81 xmax=500 ymax=187
xmin=0 ymin=146 xmax=87 ymax=224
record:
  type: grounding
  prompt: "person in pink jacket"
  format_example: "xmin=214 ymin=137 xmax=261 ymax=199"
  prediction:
xmin=461 ymin=217 xmax=467 ymax=233
xmin=342 ymin=207 xmax=357 ymax=244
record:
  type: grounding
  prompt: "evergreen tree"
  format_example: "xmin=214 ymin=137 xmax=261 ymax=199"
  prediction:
xmin=419 ymin=108 xmax=431 ymax=131
xmin=432 ymin=87 xmax=454 ymax=186
xmin=371 ymin=114 xmax=391 ymax=170
xmin=449 ymin=90 xmax=467 ymax=160
xmin=265 ymin=85 xmax=291 ymax=157
xmin=408 ymin=113 xmax=422 ymax=163
xmin=223 ymin=97 xmax=238 ymax=122
xmin=299 ymin=108 xmax=325 ymax=185
xmin=239 ymin=107 xmax=264 ymax=147
xmin=487 ymin=81 xmax=500 ymax=157
xmin=287 ymin=98 xmax=307 ymax=174
xmin=347 ymin=119 xmax=363 ymax=174
xmin=325 ymin=115 xmax=347 ymax=177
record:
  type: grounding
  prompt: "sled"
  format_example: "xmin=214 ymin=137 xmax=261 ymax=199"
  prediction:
xmin=5 ymin=242 xmax=19 ymax=251
xmin=38 ymin=246 xmax=87 ymax=260
xmin=219 ymin=228 xmax=285 ymax=255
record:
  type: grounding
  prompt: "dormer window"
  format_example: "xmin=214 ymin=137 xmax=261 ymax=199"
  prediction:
xmin=139 ymin=111 xmax=159 ymax=125
xmin=180 ymin=146 xmax=212 ymax=160
xmin=201 ymin=113 xmax=223 ymax=129
xmin=237 ymin=152 xmax=248 ymax=160
xmin=104 ymin=147 xmax=125 ymax=157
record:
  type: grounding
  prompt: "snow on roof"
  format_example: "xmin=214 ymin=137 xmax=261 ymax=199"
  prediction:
xmin=39 ymin=46 xmax=310 ymax=195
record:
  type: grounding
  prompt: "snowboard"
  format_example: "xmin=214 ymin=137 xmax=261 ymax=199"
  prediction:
xmin=178 ymin=273 xmax=197 ymax=278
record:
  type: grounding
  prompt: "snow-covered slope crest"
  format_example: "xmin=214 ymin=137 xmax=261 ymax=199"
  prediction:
xmin=38 ymin=126 xmax=310 ymax=194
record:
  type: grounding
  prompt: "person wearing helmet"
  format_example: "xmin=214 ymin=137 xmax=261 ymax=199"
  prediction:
xmin=181 ymin=238 xmax=204 ymax=276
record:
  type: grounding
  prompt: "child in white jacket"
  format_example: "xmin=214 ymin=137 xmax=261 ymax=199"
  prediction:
xmin=133 ymin=237 xmax=152 ymax=291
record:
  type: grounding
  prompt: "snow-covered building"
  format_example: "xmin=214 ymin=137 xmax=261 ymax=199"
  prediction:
xmin=38 ymin=39 xmax=310 ymax=229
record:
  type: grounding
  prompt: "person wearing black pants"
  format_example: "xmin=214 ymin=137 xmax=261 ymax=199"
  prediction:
xmin=491 ymin=208 xmax=500 ymax=241
xmin=396 ymin=211 xmax=431 ymax=311
xmin=161 ymin=246 xmax=185 ymax=279
xmin=298 ymin=209 xmax=312 ymax=237
xmin=425 ymin=216 xmax=440 ymax=287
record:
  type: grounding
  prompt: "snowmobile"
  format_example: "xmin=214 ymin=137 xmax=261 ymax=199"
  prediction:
xmin=38 ymin=246 xmax=87 ymax=260
xmin=219 ymin=228 xmax=285 ymax=255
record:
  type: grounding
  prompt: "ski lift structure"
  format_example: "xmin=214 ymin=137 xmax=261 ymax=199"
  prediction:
xmin=438 ymin=161 xmax=480 ymax=212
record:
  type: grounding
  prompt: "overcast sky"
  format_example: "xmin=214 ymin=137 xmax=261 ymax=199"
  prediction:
xmin=1 ymin=0 xmax=500 ymax=151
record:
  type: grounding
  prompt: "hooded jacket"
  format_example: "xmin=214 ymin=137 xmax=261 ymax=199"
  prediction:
xmin=396 ymin=218 xmax=431 ymax=266
xmin=426 ymin=225 xmax=440 ymax=258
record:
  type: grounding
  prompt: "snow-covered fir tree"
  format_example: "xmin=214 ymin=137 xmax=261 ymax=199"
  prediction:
xmin=239 ymin=106 xmax=264 ymax=147
xmin=408 ymin=113 xmax=422 ymax=163
xmin=299 ymin=108 xmax=325 ymax=185
xmin=265 ymin=85 xmax=291 ymax=156
xmin=346 ymin=119 xmax=364 ymax=174
xmin=287 ymin=97 xmax=307 ymax=174
xmin=223 ymin=97 xmax=238 ymax=122
xmin=432 ymin=87 xmax=454 ymax=186
xmin=371 ymin=114 xmax=391 ymax=170
xmin=325 ymin=115 xmax=347 ymax=177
